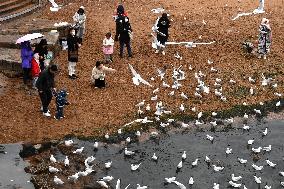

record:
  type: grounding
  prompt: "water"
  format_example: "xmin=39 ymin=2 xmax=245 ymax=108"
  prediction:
xmin=0 ymin=143 xmax=34 ymax=189
xmin=67 ymin=119 xmax=284 ymax=188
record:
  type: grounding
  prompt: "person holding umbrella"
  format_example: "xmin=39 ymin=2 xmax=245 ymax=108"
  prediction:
xmin=20 ymin=41 xmax=33 ymax=87
xmin=36 ymin=64 xmax=58 ymax=117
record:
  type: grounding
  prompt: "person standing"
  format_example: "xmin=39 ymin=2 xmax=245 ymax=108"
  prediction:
xmin=21 ymin=41 xmax=33 ymax=86
xmin=258 ymin=18 xmax=272 ymax=60
xmin=116 ymin=13 xmax=133 ymax=58
xmin=67 ymin=28 xmax=80 ymax=79
xmin=114 ymin=4 xmax=127 ymax=41
xmin=31 ymin=53 xmax=41 ymax=89
xmin=91 ymin=61 xmax=116 ymax=88
xmin=73 ymin=6 xmax=86 ymax=45
xmin=36 ymin=64 xmax=58 ymax=117
xmin=103 ymin=32 xmax=114 ymax=63
xmin=155 ymin=13 xmax=171 ymax=55
xmin=34 ymin=39 xmax=48 ymax=71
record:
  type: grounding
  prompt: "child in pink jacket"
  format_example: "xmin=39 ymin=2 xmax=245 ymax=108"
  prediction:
xmin=103 ymin=32 xmax=114 ymax=63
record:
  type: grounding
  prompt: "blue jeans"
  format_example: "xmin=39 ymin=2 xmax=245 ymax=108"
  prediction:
xmin=119 ymin=41 xmax=132 ymax=57
xmin=55 ymin=106 xmax=64 ymax=119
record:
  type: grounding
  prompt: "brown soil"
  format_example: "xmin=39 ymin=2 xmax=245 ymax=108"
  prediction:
xmin=0 ymin=0 xmax=284 ymax=144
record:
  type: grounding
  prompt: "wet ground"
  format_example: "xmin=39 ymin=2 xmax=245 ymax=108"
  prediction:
xmin=0 ymin=143 xmax=34 ymax=189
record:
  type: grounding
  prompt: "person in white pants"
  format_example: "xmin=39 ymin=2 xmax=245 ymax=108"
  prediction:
xmin=67 ymin=28 xmax=81 ymax=79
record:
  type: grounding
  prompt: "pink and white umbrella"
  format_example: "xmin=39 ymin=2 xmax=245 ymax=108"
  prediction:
xmin=16 ymin=33 xmax=44 ymax=44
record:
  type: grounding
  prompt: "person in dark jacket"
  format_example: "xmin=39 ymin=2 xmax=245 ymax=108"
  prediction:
xmin=34 ymin=39 xmax=48 ymax=71
xmin=54 ymin=90 xmax=70 ymax=120
xmin=67 ymin=28 xmax=81 ymax=79
xmin=21 ymin=41 xmax=33 ymax=86
xmin=114 ymin=4 xmax=128 ymax=41
xmin=116 ymin=14 xmax=133 ymax=58
xmin=156 ymin=13 xmax=171 ymax=55
xmin=36 ymin=64 xmax=58 ymax=117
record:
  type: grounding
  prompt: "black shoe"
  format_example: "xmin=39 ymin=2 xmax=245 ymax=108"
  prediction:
xmin=128 ymin=55 xmax=133 ymax=58
xmin=72 ymin=74 xmax=78 ymax=78
xmin=69 ymin=75 xmax=76 ymax=80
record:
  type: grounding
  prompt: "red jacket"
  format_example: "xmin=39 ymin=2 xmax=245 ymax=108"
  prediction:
xmin=31 ymin=58 xmax=41 ymax=77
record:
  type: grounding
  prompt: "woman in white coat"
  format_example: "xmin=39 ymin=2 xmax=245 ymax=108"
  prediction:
xmin=73 ymin=6 xmax=86 ymax=44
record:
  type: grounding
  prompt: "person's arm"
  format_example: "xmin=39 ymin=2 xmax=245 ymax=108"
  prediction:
xmin=103 ymin=38 xmax=107 ymax=46
xmin=103 ymin=66 xmax=116 ymax=73
xmin=92 ymin=68 xmax=100 ymax=80
xmin=73 ymin=13 xmax=79 ymax=23
xmin=79 ymin=15 xmax=86 ymax=25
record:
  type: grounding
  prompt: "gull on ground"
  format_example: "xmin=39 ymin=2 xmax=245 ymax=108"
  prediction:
xmin=254 ymin=176 xmax=261 ymax=184
xmin=212 ymin=165 xmax=224 ymax=172
xmin=54 ymin=176 xmax=64 ymax=185
xmin=64 ymin=156 xmax=69 ymax=166
xmin=129 ymin=64 xmax=152 ymax=87
xmin=252 ymin=164 xmax=263 ymax=171
xmin=105 ymin=161 xmax=112 ymax=169
xmin=232 ymin=174 xmax=242 ymax=182
xmin=50 ymin=155 xmax=56 ymax=163
xmin=229 ymin=180 xmax=241 ymax=188
xmin=131 ymin=163 xmax=142 ymax=171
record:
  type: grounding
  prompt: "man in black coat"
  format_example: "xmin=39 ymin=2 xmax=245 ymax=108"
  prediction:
xmin=156 ymin=13 xmax=171 ymax=55
xmin=67 ymin=28 xmax=80 ymax=79
xmin=36 ymin=64 xmax=58 ymax=117
xmin=116 ymin=14 xmax=133 ymax=58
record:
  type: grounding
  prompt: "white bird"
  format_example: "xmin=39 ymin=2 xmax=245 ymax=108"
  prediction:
xmin=250 ymin=87 xmax=254 ymax=95
xmin=248 ymin=139 xmax=254 ymax=145
xmin=137 ymin=184 xmax=148 ymax=189
xmin=262 ymin=128 xmax=268 ymax=136
xmin=263 ymin=145 xmax=272 ymax=152
xmin=64 ymin=140 xmax=73 ymax=146
xmin=129 ymin=64 xmax=152 ymax=87
xmin=68 ymin=173 xmax=79 ymax=181
xmin=105 ymin=134 xmax=110 ymax=139
xmin=244 ymin=113 xmax=248 ymax=119
xmin=136 ymin=100 xmax=145 ymax=107
xmin=102 ymin=176 xmax=114 ymax=182
xmin=266 ymin=159 xmax=276 ymax=167
xmin=181 ymin=92 xmax=188 ymax=100
xmin=152 ymin=153 xmax=158 ymax=161
xmin=195 ymin=92 xmax=203 ymax=98
xmin=281 ymin=182 xmax=284 ymax=187
xmin=191 ymin=107 xmax=196 ymax=112
xmin=168 ymin=119 xmax=175 ymax=123
xmin=192 ymin=159 xmax=199 ymax=167
xmin=212 ymin=165 xmax=224 ymax=172
xmin=237 ymin=158 xmax=247 ymax=164
xmin=162 ymin=81 xmax=170 ymax=88
xmin=50 ymin=155 xmax=56 ymax=163
xmin=54 ymin=176 xmax=64 ymax=185
xmin=205 ymin=156 xmax=211 ymax=163
xmin=85 ymin=156 xmax=95 ymax=167
xmin=151 ymin=95 xmax=158 ymax=101
xmin=264 ymin=185 xmax=271 ymax=189
xmin=226 ymin=118 xmax=234 ymax=123
xmin=212 ymin=112 xmax=217 ymax=116
xmin=105 ymin=161 xmax=112 ymax=169
xmin=131 ymin=163 xmax=142 ymax=171
xmin=172 ymin=181 xmax=186 ymax=189
xmin=118 ymin=129 xmax=122 ymax=134
xmin=165 ymin=177 xmax=176 ymax=183
xmin=274 ymin=92 xmax=282 ymax=97
xmin=49 ymin=0 xmax=60 ymax=11
xmin=73 ymin=147 xmax=84 ymax=154
xmin=215 ymin=90 xmax=222 ymax=97
xmin=182 ymin=151 xmax=186 ymax=160
xmin=195 ymin=120 xmax=203 ymax=126
xmin=180 ymin=104 xmax=185 ymax=112
xmin=160 ymin=122 xmax=169 ymax=128
xmin=229 ymin=79 xmax=236 ymax=84
xmin=97 ymin=180 xmax=109 ymax=188
xmin=254 ymin=109 xmax=261 ymax=114
xmin=198 ymin=112 xmax=203 ymax=119
xmin=208 ymin=60 xmax=213 ymax=64
xmin=244 ymin=185 xmax=248 ymax=189
xmin=151 ymin=8 xmax=164 ymax=14
xmin=206 ymin=134 xmax=214 ymax=142
xmin=279 ymin=172 xmax=284 ymax=176
xmin=232 ymin=174 xmax=242 ymax=182
xmin=210 ymin=121 xmax=217 ymax=127
xmin=125 ymin=148 xmax=135 ymax=156
xmin=249 ymin=77 xmax=256 ymax=83
xmin=177 ymin=161 xmax=183 ymax=169
xmin=153 ymin=88 xmax=159 ymax=94
xmin=188 ymin=177 xmax=194 ymax=185
xmin=145 ymin=104 xmax=151 ymax=111
xmin=116 ymin=179 xmax=121 ymax=189
xmin=276 ymin=101 xmax=281 ymax=107
xmin=243 ymin=124 xmax=250 ymax=131
xmin=169 ymin=91 xmax=175 ymax=96
xmin=254 ymin=176 xmax=261 ymax=184
xmin=213 ymin=183 xmax=220 ymax=189
xmin=126 ymin=137 xmax=131 ymax=143
xmin=49 ymin=166 xmax=59 ymax=173
xmin=229 ymin=180 xmax=241 ymax=188
xmin=181 ymin=122 xmax=189 ymax=128
xmin=211 ymin=67 xmax=218 ymax=72
xmin=252 ymin=147 xmax=262 ymax=153
xmin=202 ymin=20 xmax=207 ymax=25
xmin=64 ymin=156 xmax=69 ymax=166
xmin=221 ymin=96 xmax=227 ymax=101
xmin=136 ymin=131 xmax=141 ymax=137
xmin=226 ymin=148 xmax=232 ymax=155
xmin=94 ymin=142 xmax=99 ymax=149
xmin=252 ymin=164 xmax=263 ymax=171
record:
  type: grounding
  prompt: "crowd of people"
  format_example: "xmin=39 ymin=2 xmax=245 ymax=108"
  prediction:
xmin=19 ymin=3 xmax=272 ymax=119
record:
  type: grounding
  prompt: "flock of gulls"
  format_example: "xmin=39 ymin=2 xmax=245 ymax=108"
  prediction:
xmin=42 ymin=1 xmax=284 ymax=189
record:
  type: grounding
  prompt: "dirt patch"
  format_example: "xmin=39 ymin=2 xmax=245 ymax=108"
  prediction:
xmin=0 ymin=0 xmax=284 ymax=143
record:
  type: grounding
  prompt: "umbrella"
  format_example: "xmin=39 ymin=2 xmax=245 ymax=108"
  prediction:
xmin=16 ymin=33 xmax=44 ymax=44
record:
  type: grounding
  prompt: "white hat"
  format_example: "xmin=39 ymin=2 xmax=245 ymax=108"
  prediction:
xmin=80 ymin=6 xmax=85 ymax=10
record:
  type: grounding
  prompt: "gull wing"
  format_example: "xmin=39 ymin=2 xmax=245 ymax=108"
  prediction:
xmin=128 ymin=64 xmax=138 ymax=77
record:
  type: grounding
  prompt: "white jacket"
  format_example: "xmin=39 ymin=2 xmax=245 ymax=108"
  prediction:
xmin=73 ymin=12 xmax=86 ymax=28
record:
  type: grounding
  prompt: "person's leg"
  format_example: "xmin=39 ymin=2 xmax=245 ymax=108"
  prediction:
xmin=119 ymin=41 xmax=124 ymax=57
xmin=68 ymin=62 xmax=73 ymax=77
xmin=126 ymin=41 xmax=132 ymax=57
xmin=45 ymin=90 xmax=53 ymax=113
xmin=59 ymin=107 xmax=64 ymax=118
xmin=72 ymin=62 xmax=77 ymax=76
xmin=39 ymin=92 xmax=49 ymax=113
xmin=23 ymin=68 xmax=29 ymax=85
xmin=32 ymin=77 xmax=38 ymax=89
